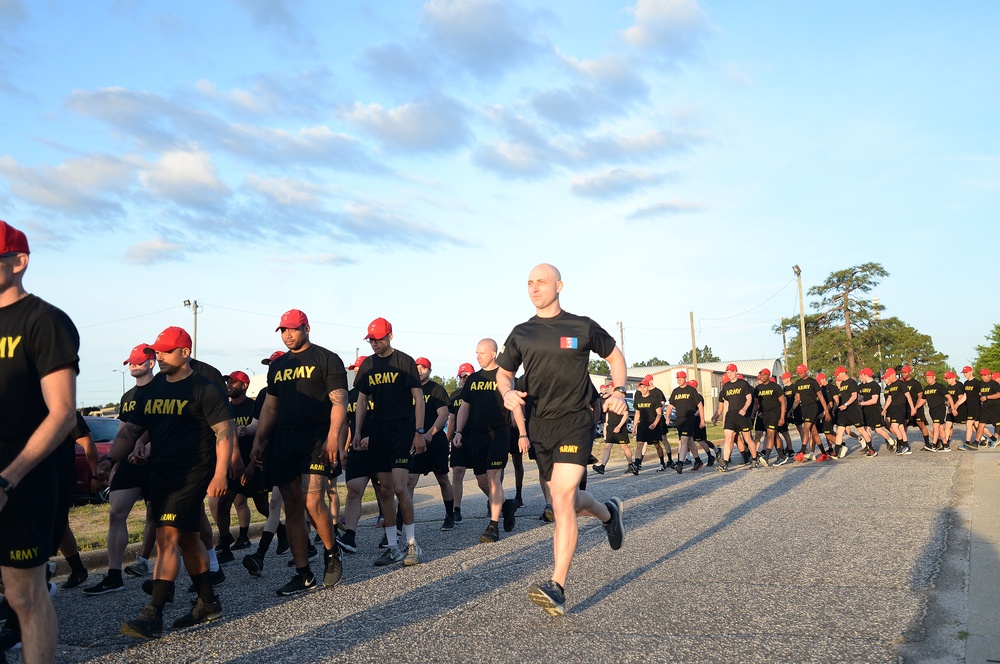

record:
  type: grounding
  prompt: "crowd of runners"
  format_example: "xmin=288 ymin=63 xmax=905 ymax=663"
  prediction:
xmin=0 ymin=221 xmax=629 ymax=660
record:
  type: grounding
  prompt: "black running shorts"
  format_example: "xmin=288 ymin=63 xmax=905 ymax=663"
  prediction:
xmin=862 ymin=406 xmax=884 ymax=429
xmin=675 ymin=413 xmax=698 ymax=438
xmin=886 ymin=407 xmax=907 ymax=425
xmin=368 ymin=419 xmax=412 ymax=474
xmin=837 ymin=405 xmax=864 ymax=429
xmin=800 ymin=403 xmax=819 ymax=424
xmin=468 ymin=427 xmax=510 ymax=476
xmin=148 ymin=464 xmax=213 ymax=532
xmin=110 ymin=458 xmax=150 ymax=497
xmin=344 ymin=446 xmax=376 ymax=481
xmin=271 ymin=425 xmax=332 ymax=486
xmin=723 ymin=411 xmax=751 ymax=433
xmin=635 ymin=421 xmax=662 ymax=443
xmin=410 ymin=431 xmax=449 ymax=476
xmin=0 ymin=446 xmax=60 ymax=569
xmin=528 ymin=409 xmax=594 ymax=482
xmin=450 ymin=435 xmax=470 ymax=469
xmin=906 ymin=409 xmax=928 ymax=427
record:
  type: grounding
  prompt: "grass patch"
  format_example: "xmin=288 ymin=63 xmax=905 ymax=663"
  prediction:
xmin=957 ymin=630 xmax=969 ymax=640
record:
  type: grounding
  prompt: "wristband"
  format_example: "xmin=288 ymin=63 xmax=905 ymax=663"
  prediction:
xmin=519 ymin=434 xmax=528 ymax=439
xmin=614 ymin=387 xmax=626 ymax=394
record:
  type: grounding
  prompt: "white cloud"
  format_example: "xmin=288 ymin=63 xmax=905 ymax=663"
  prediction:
xmin=243 ymin=174 xmax=323 ymax=207
xmin=0 ymin=153 xmax=132 ymax=216
xmin=627 ymin=200 xmax=703 ymax=220
xmin=123 ymin=237 xmax=185 ymax=264
xmin=341 ymin=96 xmax=470 ymax=152
xmin=570 ymin=169 xmax=670 ymax=199
xmin=195 ymin=80 xmax=262 ymax=113
xmin=138 ymin=147 xmax=230 ymax=209
xmin=621 ymin=0 xmax=712 ymax=56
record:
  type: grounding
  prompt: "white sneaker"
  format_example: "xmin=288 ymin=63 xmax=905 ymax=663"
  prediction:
xmin=403 ymin=541 xmax=422 ymax=566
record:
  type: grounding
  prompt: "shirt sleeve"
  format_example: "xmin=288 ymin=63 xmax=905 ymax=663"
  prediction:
xmin=587 ymin=319 xmax=617 ymax=359
xmin=29 ymin=308 xmax=80 ymax=378
xmin=325 ymin=351 xmax=348 ymax=394
xmin=496 ymin=330 xmax=522 ymax=373
xmin=201 ymin=380 xmax=235 ymax=427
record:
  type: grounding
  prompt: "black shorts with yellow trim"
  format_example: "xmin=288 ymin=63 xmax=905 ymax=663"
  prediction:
xmin=410 ymin=431 xmax=449 ymax=476
xmin=723 ymin=412 xmax=751 ymax=433
xmin=468 ymin=427 xmax=510 ymax=476
xmin=368 ymin=418 xmax=412 ymax=474
xmin=886 ymin=407 xmax=908 ymax=425
xmin=148 ymin=463 xmax=213 ymax=532
xmin=528 ymin=410 xmax=593 ymax=482
xmin=837 ymin=405 xmax=864 ymax=429
xmin=862 ymin=406 xmax=884 ymax=429
xmin=675 ymin=413 xmax=699 ymax=437
xmin=271 ymin=425 xmax=332 ymax=486
xmin=0 ymin=443 xmax=60 ymax=568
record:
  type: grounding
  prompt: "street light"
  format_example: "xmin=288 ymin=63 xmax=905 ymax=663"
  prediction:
xmin=113 ymin=368 xmax=127 ymax=393
xmin=244 ymin=368 xmax=256 ymax=375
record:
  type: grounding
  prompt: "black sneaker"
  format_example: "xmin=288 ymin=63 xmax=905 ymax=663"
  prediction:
xmin=276 ymin=531 xmax=290 ymax=555
xmin=323 ymin=550 xmax=343 ymax=588
xmin=440 ymin=514 xmax=455 ymax=531
xmin=718 ymin=459 xmax=729 ymax=472
xmin=898 ymin=444 xmax=912 ymax=456
xmin=625 ymin=462 xmax=635 ymax=474
xmin=591 ymin=464 xmax=605 ymax=475
xmin=231 ymin=535 xmax=252 ymax=551
xmin=187 ymin=568 xmax=225 ymax=591
xmin=706 ymin=453 xmax=715 ymax=466
xmin=378 ymin=532 xmax=389 ymax=550
xmin=541 ymin=504 xmax=555 ymax=523
xmin=82 ymin=574 xmax=125 ymax=596
xmin=923 ymin=442 xmax=936 ymax=452
xmin=603 ymin=497 xmax=624 ymax=550
xmin=172 ymin=597 xmax=222 ymax=628
xmin=527 ymin=580 xmax=566 ymax=617
xmin=372 ymin=546 xmax=404 ymax=567
xmin=453 ymin=507 xmax=463 ymax=523
xmin=121 ymin=605 xmax=163 ymax=639
xmin=657 ymin=463 xmax=667 ymax=472
xmin=276 ymin=573 xmax=317 ymax=596
xmin=632 ymin=463 xmax=641 ymax=475
xmin=480 ymin=523 xmax=500 ymax=543
xmin=675 ymin=460 xmax=683 ymax=474
xmin=217 ymin=548 xmax=235 ymax=564
xmin=0 ymin=625 xmax=22 ymax=651
xmin=243 ymin=551 xmax=265 ymax=577
xmin=692 ymin=457 xmax=704 ymax=471
xmin=140 ymin=579 xmax=176 ymax=604
xmin=337 ymin=530 xmax=358 ymax=552
xmin=62 ymin=569 xmax=89 ymax=590
xmin=502 ymin=498 xmax=517 ymax=532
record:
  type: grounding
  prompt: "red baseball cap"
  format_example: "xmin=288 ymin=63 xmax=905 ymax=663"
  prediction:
xmin=992 ymin=372 xmax=1000 ymax=381
xmin=0 ymin=220 xmax=30 ymax=254
xmin=859 ymin=368 xmax=874 ymax=377
xmin=795 ymin=364 xmax=808 ymax=375
xmin=883 ymin=368 xmax=896 ymax=378
xmin=688 ymin=379 xmax=698 ymax=388
xmin=924 ymin=370 xmax=935 ymax=377
xmin=365 ymin=317 xmax=392 ymax=340
xmin=780 ymin=371 xmax=792 ymax=380
xmin=457 ymin=362 xmax=474 ymax=376
xmin=123 ymin=343 xmax=153 ymax=366
xmin=758 ymin=368 xmax=771 ymax=376
xmin=726 ymin=363 xmax=738 ymax=372
xmin=834 ymin=366 xmax=847 ymax=376
xmin=901 ymin=365 xmax=912 ymax=374
xmin=228 ymin=371 xmax=250 ymax=385
xmin=262 ymin=350 xmax=285 ymax=365
xmin=980 ymin=368 xmax=991 ymax=376
xmin=676 ymin=371 xmax=687 ymax=378
xmin=721 ymin=374 xmax=730 ymax=384
xmin=816 ymin=373 xmax=826 ymax=381
xmin=415 ymin=357 xmax=432 ymax=369
xmin=276 ymin=309 xmax=309 ymax=331
xmin=944 ymin=371 xmax=957 ymax=379
xmin=963 ymin=366 xmax=973 ymax=373
xmin=348 ymin=355 xmax=367 ymax=371
xmin=639 ymin=376 xmax=652 ymax=386
xmin=147 ymin=326 xmax=192 ymax=352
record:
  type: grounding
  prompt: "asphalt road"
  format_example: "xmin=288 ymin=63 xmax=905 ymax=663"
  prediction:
xmin=8 ymin=435 xmax=995 ymax=663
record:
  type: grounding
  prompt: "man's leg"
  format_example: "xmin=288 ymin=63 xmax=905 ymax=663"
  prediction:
xmin=304 ymin=474 xmax=336 ymax=551
xmin=107 ymin=489 xmax=141 ymax=571
xmin=279 ymin=478 xmax=311 ymax=570
xmin=510 ymin=451 xmax=524 ymax=505
xmin=1 ymin=565 xmax=56 ymax=662
xmin=451 ymin=466 xmax=467 ymax=513
xmin=548 ymin=463 xmax=611 ymax=587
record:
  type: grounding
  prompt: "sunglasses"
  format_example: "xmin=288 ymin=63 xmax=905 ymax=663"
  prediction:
xmin=367 ymin=336 xmax=388 ymax=345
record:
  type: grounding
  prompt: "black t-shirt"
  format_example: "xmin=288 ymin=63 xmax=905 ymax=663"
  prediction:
xmin=130 ymin=372 xmax=234 ymax=470
xmin=268 ymin=343 xmax=348 ymax=431
xmin=460 ymin=367 xmax=509 ymax=433
xmin=922 ymin=382 xmax=946 ymax=409
xmin=0 ymin=294 xmax=80 ymax=447
xmin=722 ymin=378 xmax=752 ymax=415
xmin=903 ymin=378 xmax=923 ymax=407
xmin=782 ymin=383 xmax=798 ymax=411
xmin=347 ymin=387 xmax=374 ymax=439
xmin=944 ymin=383 xmax=962 ymax=408
xmin=190 ymin=358 xmax=226 ymax=389
xmin=821 ymin=383 xmax=837 ymax=409
xmin=231 ymin=397 xmax=256 ymax=453
xmin=669 ymin=385 xmax=700 ymax=418
xmin=448 ymin=388 xmax=463 ymax=415
xmin=119 ymin=383 xmax=150 ymax=424
xmin=633 ymin=390 xmax=662 ymax=426
xmin=421 ymin=380 xmax=449 ymax=430
xmin=837 ymin=378 xmax=860 ymax=408
xmin=884 ymin=381 xmax=907 ymax=411
xmin=69 ymin=411 xmax=91 ymax=441
xmin=252 ymin=387 xmax=268 ymax=420
xmin=964 ymin=379 xmax=981 ymax=410
xmin=754 ymin=380 xmax=783 ymax=412
xmin=496 ymin=310 xmax=617 ymax=420
xmin=858 ymin=381 xmax=881 ymax=408
xmin=794 ymin=377 xmax=822 ymax=407
xmin=979 ymin=380 xmax=999 ymax=412
xmin=354 ymin=349 xmax=421 ymax=423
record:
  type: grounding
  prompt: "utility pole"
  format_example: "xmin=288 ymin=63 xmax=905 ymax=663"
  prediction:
xmin=689 ymin=311 xmax=699 ymax=392
xmin=183 ymin=299 xmax=200 ymax=358
xmin=781 ymin=322 xmax=788 ymax=371
xmin=616 ymin=321 xmax=625 ymax=352
xmin=793 ymin=266 xmax=807 ymax=367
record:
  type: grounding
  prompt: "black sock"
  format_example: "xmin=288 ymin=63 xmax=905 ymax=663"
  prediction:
xmin=276 ymin=523 xmax=287 ymax=544
xmin=4 ymin=608 xmax=20 ymax=634
xmin=258 ymin=530 xmax=275 ymax=555
xmin=296 ymin=565 xmax=312 ymax=578
xmin=107 ymin=568 xmax=123 ymax=582
xmin=444 ymin=499 xmax=454 ymax=516
xmin=66 ymin=552 xmax=86 ymax=575
xmin=325 ymin=545 xmax=338 ymax=559
xmin=658 ymin=454 xmax=665 ymax=464
xmin=151 ymin=580 xmax=174 ymax=609
xmin=239 ymin=527 xmax=249 ymax=539
xmin=190 ymin=571 xmax=215 ymax=604
xmin=454 ymin=506 xmax=462 ymax=514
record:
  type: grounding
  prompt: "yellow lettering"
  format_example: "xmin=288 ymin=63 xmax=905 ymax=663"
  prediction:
xmin=161 ymin=513 xmax=176 ymax=522
xmin=309 ymin=463 xmax=326 ymax=471
xmin=282 ymin=368 xmax=293 ymax=381
xmin=0 ymin=335 xmax=22 ymax=359
xmin=558 ymin=445 xmax=579 ymax=454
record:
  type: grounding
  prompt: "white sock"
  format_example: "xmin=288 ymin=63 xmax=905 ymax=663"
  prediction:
xmin=402 ymin=522 xmax=415 ymax=544
xmin=385 ymin=526 xmax=398 ymax=549
xmin=207 ymin=547 xmax=220 ymax=572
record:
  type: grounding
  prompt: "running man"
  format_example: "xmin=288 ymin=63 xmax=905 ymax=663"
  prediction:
xmin=833 ymin=366 xmax=873 ymax=458
xmin=857 ymin=368 xmax=892 ymax=454
xmin=664 ymin=371 xmax=706 ymax=473
xmin=496 ymin=263 xmax=625 ymax=616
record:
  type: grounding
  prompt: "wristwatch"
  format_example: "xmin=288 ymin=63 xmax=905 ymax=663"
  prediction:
xmin=0 ymin=475 xmax=13 ymax=494
xmin=416 ymin=428 xmax=426 ymax=434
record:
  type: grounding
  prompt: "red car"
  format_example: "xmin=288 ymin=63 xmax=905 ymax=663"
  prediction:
xmin=75 ymin=416 xmax=119 ymax=502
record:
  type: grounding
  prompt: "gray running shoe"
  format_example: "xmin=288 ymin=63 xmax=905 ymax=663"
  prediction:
xmin=172 ymin=597 xmax=222 ymax=628
xmin=373 ymin=546 xmax=404 ymax=567
xmin=603 ymin=497 xmax=624 ymax=550
xmin=403 ymin=542 xmax=422 ymax=566
xmin=120 ymin=604 xmax=163 ymax=639
xmin=528 ymin=580 xmax=566 ymax=616
xmin=124 ymin=559 xmax=150 ymax=577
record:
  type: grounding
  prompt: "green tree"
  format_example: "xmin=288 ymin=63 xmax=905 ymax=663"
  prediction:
xmin=971 ymin=324 xmax=1000 ymax=370
xmin=632 ymin=357 xmax=670 ymax=367
xmin=807 ymin=262 xmax=888 ymax=374
xmin=588 ymin=359 xmax=610 ymax=375
xmin=431 ymin=375 xmax=461 ymax=394
xmin=679 ymin=345 xmax=720 ymax=364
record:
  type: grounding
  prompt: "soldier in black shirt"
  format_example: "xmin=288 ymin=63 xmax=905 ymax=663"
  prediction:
xmin=857 ymin=368 xmax=893 ymax=453
xmin=778 ymin=372 xmax=802 ymax=457
xmin=102 ymin=326 xmax=236 ymax=638
xmin=448 ymin=363 xmax=473 ymax=523
xmin=943 ymin=371 xmax=965 ymax=449
xmin=752 ymin=369 xmax=787 ymax=464
xmin=715 ymin=365 xmax=762 ymax=470
xmin=899 ymin=366 xmax=931 ymax=446
xmin=881 ymin=368 xmax=911 ymax=454
xmin=975 ymin=369 xmax=1000 ymax=446
xmin=631 ymin=376 xmax=671 ymax=472
xmin=921 ymin=371 xmax=949 ymax=451
xmin=408 ymin=357 xmax=456 ymax=532
xmin=455 ymin=340 xmax=526 ymax=543
xmin=664 ymin=371 xmax=706 ymax=473
xmin=354 ymin=317 xmax=426 ymax=567
xmin=593 ymin=383 xmax=636 ymax=475
xmin=960 ymin=366 xmax=981 ymax=449
xmin=251 ymin=310 xmax=348 ymax=595
xmin=792 ymin=365 xmax=832 ymax=460
xmin=496 ymin=263 xmax=625 ymax=617
xmin=833 ymin=367 xmax=874 ymax=458
xmin=0 ymin=221 xmax=79 ymax=662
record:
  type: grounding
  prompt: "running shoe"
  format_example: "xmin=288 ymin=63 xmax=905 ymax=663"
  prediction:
xmin=675 ymin=460 xmax=683 ymax=474
xmin=591 ymin=464 xmax=605 ymax=475
xmin=515 ymin=496 xmax=524 ymax=508
xmin=632 ymin=463 xmax=641 ymax=475
xmin=336 ymin=530 xmax=358 ymax=553
xmin=480 ymin=524 xmax=500 ymax=543
xmin=0 ymin=625 xmax=21 ymax=651
xmin=838 ymin=444 xmax=848 ymax=459
xmin=453 ymin=507 xmax=463 ymax=523
xmin=657 ymin=463 xmax=667 ymax=472
xmin=440 ymin=514 xmax=455 ymax=532
xmin=717 ymin=459 xmax=729 ymax=472
xmin=758 ymin=454 xmax=769 ymax=467
xmin=897 ymin=444 xmax=912 ymax=455
xmin=692 ymin=457 xmax=704 ymax=471
xmin=323 ymin=550 xmax=343 ymax=587
xmin=958 ymin=443 xmax=972 ymax=451
xmin=403 ymin=542 xmax=422 ymax=566
xmin=541 ymin=504 xmax=555 ymax=523
xmin=124 ymin=559 xmax=150 ymax=577
xmin=706 ymin=454 xmax=715 ymax=466
xmin=242 ymin=551 xmax=265 ymax=577
xmin=923 ymin=442 xmax=936 ymax=452
xmin=502 ymin=498 xmax=517 ymax=532
xmin=62 ymin=569 xmax=89 ymax=590
xmin=774 ymin=454 xmax=789 ymax=467
xmin=865 ymin=448 xmax=878 ymax=457
xmin=528 ymin=580 xmax=566 ymax=617
xmin=217 ymin=548 xmax=235 ymax=564
xmin=231 ymin=535 xmax=252 ymax=551
xmin=794 ymin=452 xmax=805 ymax=463
xmin=373 ymin=546 xmax=404 ymax=567
xmin=82 ymin=575 xmax=125 ymax=596
xmin=603 ymin=497 xmax=624 ymax=550
xmin=276 ymin=573 xmax=317 ymax=596
xmin=172 ymin=597 xmax=222 ymax=628
xmin=120 ymin=605 xmax=162 ymax=639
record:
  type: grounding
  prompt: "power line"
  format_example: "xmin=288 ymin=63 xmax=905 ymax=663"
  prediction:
xmin=699 ymin=278 xmax=796 ymax=321
xmin=78 ymin=306 xmax=180 ymax=329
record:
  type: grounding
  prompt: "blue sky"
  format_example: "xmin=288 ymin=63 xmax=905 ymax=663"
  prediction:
xmin=2 ymin=0 xmax=998 ymax=406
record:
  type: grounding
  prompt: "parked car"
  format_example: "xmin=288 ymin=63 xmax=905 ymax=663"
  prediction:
xmin=75 ymin=416 xmax=118 ymax=502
